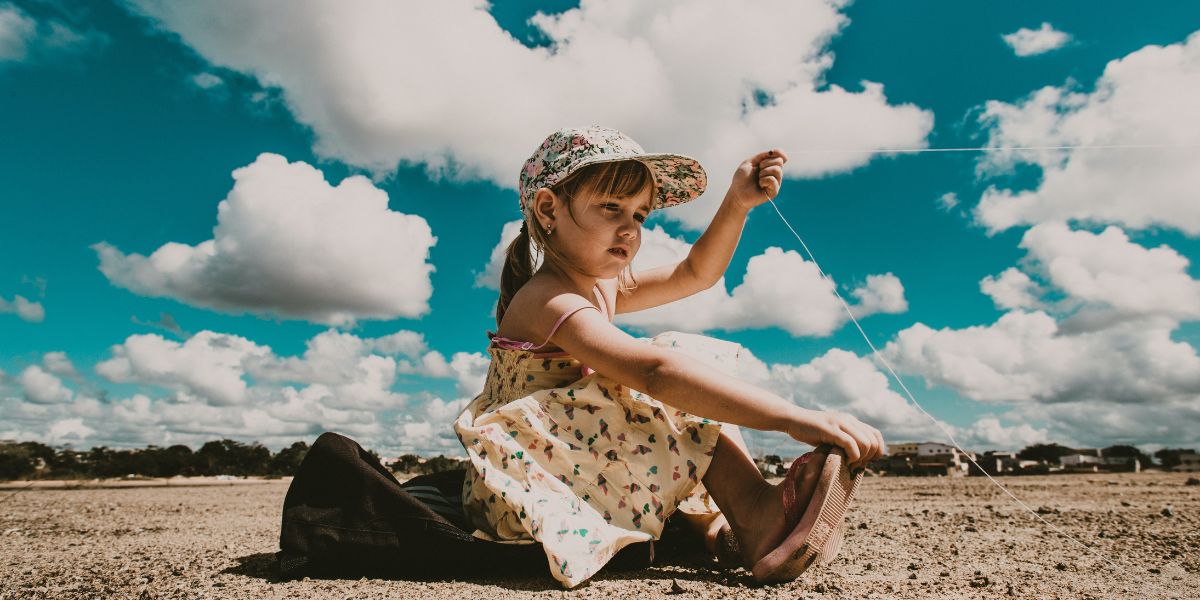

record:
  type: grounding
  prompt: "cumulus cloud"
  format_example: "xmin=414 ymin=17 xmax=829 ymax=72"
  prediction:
xmin=974 ymin=31 xmax=1200 ymax=234
xmin=448 ymin=351 xmax=490 ymax=397
xmin=646 ymin=331 xmax=949 ymax=453
xmin=2 ymin=325 xmax=489 ymax=453
xmin=848 ymin=273 xmax=908 ymax=318
xmin=1020 ymin=223 xmax=1200 ymax=323
xmin=882 ymin=216 xmax=1200 ymax=447
xmin=474 ymin=220 xmax=526 ymax=289
xmin=45 ymin=418 xmax=95 ymax=445
xmin=619 ymin=244 xmax=907 ymax=336
xmin=41 ymin=351 xmax=80 ymax=381
xmin=477 ymin=222 xmax=908 ymax=336
xmin=755 ymin=348 xmax=942 ymax=441
xmin=1001 ymin=22 xmax=1072 ymax=57
xmin=96 ymin=331 xmax=271 ymax=407
xmin=18 ymin=366 xmax=73 ymax=404
xmin=1004 ymin=396 xmax=1200 ymax=449
xmin=125 ymin=0 xmax=932 ymax=230
xmin=956 ymin=416 xmax=1049 ymax=450
xmin=0 ymin=294 xmax=44 ymax=322
xmin=93 ymin=153 xmax=436 ymax=326
xmin=884 ymin=311 xmax=1200 ymax=406
xmin=0 ymin=2 xmax=106 ymax=64
xmin=980 ymin=267 xmax=1043 ymax=311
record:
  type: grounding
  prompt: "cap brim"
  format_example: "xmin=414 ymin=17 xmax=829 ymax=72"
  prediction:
xmin=570 ymin=152 xmax=708 ymax=211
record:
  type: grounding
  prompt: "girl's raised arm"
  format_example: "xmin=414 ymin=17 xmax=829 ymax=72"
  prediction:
xmin=617 ymin=149 xmax=789 ymax=315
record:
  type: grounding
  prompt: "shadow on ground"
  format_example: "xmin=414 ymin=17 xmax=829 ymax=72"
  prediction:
xmin=220 ymin=545 xmax=752 ymax=592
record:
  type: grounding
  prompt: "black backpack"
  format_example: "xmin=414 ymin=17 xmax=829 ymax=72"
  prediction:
xmin=278 ymin=432 xmax=674 ymax=581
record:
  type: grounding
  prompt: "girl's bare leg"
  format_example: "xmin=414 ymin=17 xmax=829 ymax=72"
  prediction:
xmin=677 ymin=425 xmax=753 ymax=551
xmin=700 ymin=429 xmax=825 ymax=565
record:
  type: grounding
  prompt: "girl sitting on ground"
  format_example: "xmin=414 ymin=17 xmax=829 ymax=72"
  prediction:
xmin=454 ymin=125 xmax=884 ymax=588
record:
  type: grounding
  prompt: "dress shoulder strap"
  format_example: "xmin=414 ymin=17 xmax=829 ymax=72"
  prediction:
xmin=491 ymin=303 xmax=601 ymax=351
xmin=534 ymin=304 xmax=598 ymax=349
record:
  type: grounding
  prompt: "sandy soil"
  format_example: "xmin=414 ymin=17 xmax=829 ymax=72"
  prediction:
xmin=1 ymin=472 xmax=1196 ymax=599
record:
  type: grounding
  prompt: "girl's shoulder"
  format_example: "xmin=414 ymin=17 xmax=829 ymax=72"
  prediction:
xmin=496 ymin=277 xmax=613 ymax=345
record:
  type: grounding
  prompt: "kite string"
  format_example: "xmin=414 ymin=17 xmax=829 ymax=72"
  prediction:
xmin=788 ymin=143 xmax=1199 ymax=154
xmin=763 ymin=198 xmax=1130 ymax=571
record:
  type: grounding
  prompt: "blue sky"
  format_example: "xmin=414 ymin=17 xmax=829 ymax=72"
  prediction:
xmin=2 ymin=0 xmax=1198 ymax=455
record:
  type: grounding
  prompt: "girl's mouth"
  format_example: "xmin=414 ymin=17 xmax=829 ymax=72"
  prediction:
xmin=608 ymin=247 xmax=628 ymax=259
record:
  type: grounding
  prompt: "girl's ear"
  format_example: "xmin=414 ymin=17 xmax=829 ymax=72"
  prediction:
xmin=533 ymin=187 xmax=558 ymax=230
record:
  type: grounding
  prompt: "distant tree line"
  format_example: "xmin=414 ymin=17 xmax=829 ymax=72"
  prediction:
xmin=2 ymin=438 xmax=1191 ymax=481
xmin=1011 ymin=443 xmax=1196 ymax=468
xmin=0 ymin=439 xmax=310 ymax=481
xmin=387 ymin=454 xmax=466 ymax=475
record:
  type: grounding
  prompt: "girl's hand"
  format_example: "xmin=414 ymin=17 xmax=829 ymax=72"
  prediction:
xmin=728 ymin=148 xmax=790 ymax=211
xmin=786 ymin=408 xmax=885 ymax=469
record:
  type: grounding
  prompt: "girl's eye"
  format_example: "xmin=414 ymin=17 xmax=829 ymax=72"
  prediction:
xmin=634 ymin=214 xmax=646 ymax=223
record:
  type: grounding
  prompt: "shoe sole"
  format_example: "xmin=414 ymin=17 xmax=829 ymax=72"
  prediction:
xmin=750 ymin=446 xmax=863 ymax=583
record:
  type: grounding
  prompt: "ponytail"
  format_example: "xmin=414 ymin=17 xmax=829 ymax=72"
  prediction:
xmin=496 ymin=221 xmax=534 ymax=325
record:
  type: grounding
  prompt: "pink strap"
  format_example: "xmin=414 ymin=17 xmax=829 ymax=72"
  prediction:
xmin=490 ymin=285 xmax=609 ymax=351
xmin=491 ymin=305 xmax=599 ymax=351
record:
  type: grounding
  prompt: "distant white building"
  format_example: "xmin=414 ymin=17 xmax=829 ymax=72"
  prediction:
xmin=887 ymin=441 xmax=960 ymax=457
xmin=1175 ymin=452 xmax=1200 ymax=472
xmin=1060 ymin=454 xmax=1102 ymax=467
xmin=885 ymin=441 xmax=974 ymax=476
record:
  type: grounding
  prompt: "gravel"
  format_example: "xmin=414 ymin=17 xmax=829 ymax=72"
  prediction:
xmin=1 ymin=472 xmax=1197 ymax=598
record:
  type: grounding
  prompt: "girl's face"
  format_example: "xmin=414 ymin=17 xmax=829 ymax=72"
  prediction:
xmin=550 ymin=184 xmax=653 ymax=279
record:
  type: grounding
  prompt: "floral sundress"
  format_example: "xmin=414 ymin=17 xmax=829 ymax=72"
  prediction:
xmin=453 ymin=326 xmax=748 ymax=588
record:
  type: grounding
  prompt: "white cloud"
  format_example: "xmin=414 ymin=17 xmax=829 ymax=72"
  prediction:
xmin=619 ymin=245 xmax=907 ymax=336
xmin=0 ymin=3 xmax=35 ymax=62
xmin=956 ymin=416 xmax=1049 ymax=450
xmin=0 ymin=324 xmax=491 ymax=452
xmin=96 ymin=331 xmax=270 ymax=406
xmin=190 ymin=71 xmax=223 ymax=89
xmin=93 ymin=153 xmax=436 ymax=326
xmin=975 ymin=31 xmax=1200 ymax=234
xmin=758 ymin=347 xmax=943 ymax=441
xmin=474 ymin=220 xmax=527 ymax=289
xmin=41 ymin=351 xmax=79 ymax=380
xmin=125 ymin=0 xmax=932 ymax=230
xmin=1001 ymin=22 xmax=1072 ymax=57
xmin=449 ymin=351 xmax=489 ymax=397
xmin=936 ymin=192 xmax=959 ymax=211
xmin=884 ymin=311 xmax=1200 ymax=406
xmin=0 ymin=294 xmax=44 ymax=322
xmin=368 ymin=330 xmax=428 ymax=357
xmin=45 ymin=418 xmax=95 ymax=445
xmin=881 ymin=216 xmax=1200 ymax=448
xmin=849 ymin=273 xmax=908 ymax=318
xmin=0 ymin=3 xmax=105 ymax=64
xmin=1020 ymin=223 xmax=1200 ymax=323
xmin=980 ymin=267 xmax=1043 ymax=311
xmin=1006 ymin=397 xmax=1200 ymax=449
xmin=643 ymin=332 xmax=933 ymax=454
xmin=18 ymin=366 xmax=73 ymax=404
xmin=478 ymin=222 xmax=908 ymax=336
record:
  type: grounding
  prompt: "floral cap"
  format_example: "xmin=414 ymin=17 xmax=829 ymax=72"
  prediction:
xmin=518 ymin=125 xmax=707 ymax=216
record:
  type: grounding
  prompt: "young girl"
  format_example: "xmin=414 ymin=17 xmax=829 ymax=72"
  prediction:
xmin=454 ymin=126 xmax=884 ymax=588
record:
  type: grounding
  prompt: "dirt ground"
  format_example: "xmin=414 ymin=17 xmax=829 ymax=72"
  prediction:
xmin=1 ymin=472 xmax=1196 ymax=599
